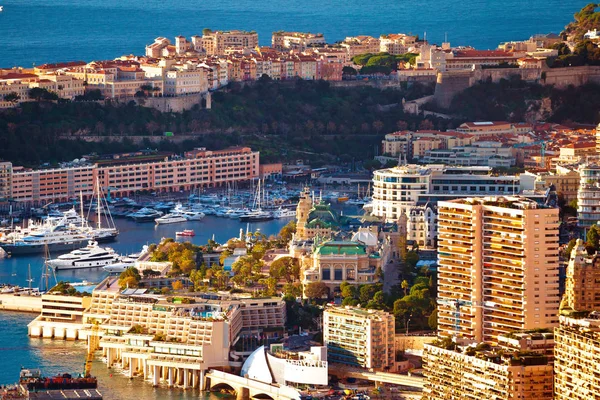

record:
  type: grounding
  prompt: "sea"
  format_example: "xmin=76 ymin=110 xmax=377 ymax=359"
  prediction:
xmin=0 ymin=0 xmax=591 ymax=68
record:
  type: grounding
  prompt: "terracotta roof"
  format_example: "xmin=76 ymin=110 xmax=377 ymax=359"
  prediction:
xmin=37 ymin=61 xmax=86 ymax=70
xmin=454 ymin=50 xmax=516 ymax=58
xmin=0 ymin=73 xmax=38 ymax=80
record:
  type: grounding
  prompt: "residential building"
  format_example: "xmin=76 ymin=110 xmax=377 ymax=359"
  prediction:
xmin=561 ymin=239 xmax=600 ymax=313
xmin=381 ymin=130 xmax=475 ymax=159
xmin=0 ymin=161 xmax=11 ymax=201
xmin=436 ymin=196 xmax=560 ymax=344
xmin=379 ymin=34 xmax=416 ymax=55
xmin=456 ymin=121 xmax=530 ymax=136
xmin=259 ymin=163 xmax=282 ymax=180
xmin=202 ymin=30 xmax=259 ymax=56
xmin=371 ymin=165 xmax=523 ymax=222
xmin=340 ymin=36 xmax=381 ymax=58
xmin=0 ymin=72 xmax=85 ymax=108
xmin=271 ymin=32 xmax=325 ymax=51
xmin=421 ymin=142 xmax=516 ymax=168
xmin=524 ymin=167 xmax=580 ymax=202
xmin=554 ymin=312 xmax=600 ymax=400
xmin=423 ymin=337 xmax=553 ymax=400
xmin=323 ymin=306 xmax=395 ymax=371
xmin=164 ymin=66 xmax=208 ymax=97
xmin=576 ymin=160 xmax=600 ymax=227
xmin=4 ymin=147 xmax=259 ymax=204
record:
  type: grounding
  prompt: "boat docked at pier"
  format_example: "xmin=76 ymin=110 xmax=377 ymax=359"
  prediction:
xmin=0 ymin=224 xmax=92 ymax=256
xmin=155 ymin=213 xmax=187 ymax=224
xmin=130 ymin=207 xmax=163 ymax=222
xmin=47 ymin=241 xmax=121 ymax=270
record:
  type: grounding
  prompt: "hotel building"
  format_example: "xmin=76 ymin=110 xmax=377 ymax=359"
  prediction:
xmin=436 ymin=196 xmax=560 ymax=344
xmin=323 ymin=306 xmax=395 ymax=371
xmin=4 ymin=147 xmax=259 ymax=204
xmin=554 ymin=312 xmax=600 ymax=400
xmin=423 ymin=337 xmax=554 ymax=400
xmin=36 ymin=277 xmax=290 ymax=389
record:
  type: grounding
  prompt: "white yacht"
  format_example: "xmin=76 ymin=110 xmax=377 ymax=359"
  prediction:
xmin=130 ymin=208 xmax=162 ymax=222
xmin=48 ymin=241 xmax=120 ymax=270
xmin=181 ymin=210 xmax=205 ymax=221
xmin=273 ymin=208 xmax=296 ymax=219
xmin=0 ymin=224 xmax=92 ymax=255
xmin=155 ymin=213 xmax=187 ymax=224
xmin=102 ymin=257 xmax=136 ymax=273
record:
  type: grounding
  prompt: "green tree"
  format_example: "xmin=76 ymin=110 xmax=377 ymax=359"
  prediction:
xmin=340 ymin=281 xmax=357 ymax=299
xmin=428 ymin=308 xmax=438 ymax=330
xmin=3 ymin=92 xmax=20 ymax=104
xmin=587 ymin=224 xmax=600 ymax=253
xmin=118 ymin=267 xmax=141 ymax=289
xmin=304 ymin=282 xmax=329 ymax=301
xmin=278 ymin=221 xmax=296 ymax=246
xmin=270 ymin=257 xmax=300 ymax=282
xmin=28 ymin=87 xmax=58 ymax=101
xmin=401 ymin=280 xmax=409 ymax=296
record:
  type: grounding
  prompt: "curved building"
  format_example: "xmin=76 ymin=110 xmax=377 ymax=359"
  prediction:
xmin=241 ymin=345 xmax=328 ymax=386
xmin=577 ymin=161 xmax=600 ymax=227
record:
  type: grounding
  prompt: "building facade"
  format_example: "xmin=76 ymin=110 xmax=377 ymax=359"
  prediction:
xmin=323 ymin=306 xmax=395 ymax=371
xmin=4 ymin=147 xmax=259 ymax=204
xmin=577 ymin=160 xmax=600 ymax=227
xmin=554 ymin=313 xmax=600 ymax=400
xmin=437 ymin=196 xmax=560 ymax=344
xmin=423 ymin=339 xmax=553 ymax=400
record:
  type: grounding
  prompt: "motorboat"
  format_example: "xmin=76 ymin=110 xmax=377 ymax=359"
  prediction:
xmin=48 ymin=241 xmax=120 ymax=270
xmin=131 ymin=208 xmax=163 ymax=222
xmin=176 ymin=229 xmax=196 ymax=237
xmin=239 ymin=209 xmax=274 ymax=222
xmin=181 ymin=210 xmax=205 ymax=221
xmin=155 ymin=213 xmax=187 ymax=224
xmin=102 ymin=257 xmax=136 ymax=273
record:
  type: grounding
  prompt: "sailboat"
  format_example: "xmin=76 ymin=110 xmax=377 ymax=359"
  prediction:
xmin=239 ymin=180 xmax=274 ymax=222
xmin=40 ymin=245 xmax=57 ymax=293
xmin=88 ymin=179 xmax=119 ymax=242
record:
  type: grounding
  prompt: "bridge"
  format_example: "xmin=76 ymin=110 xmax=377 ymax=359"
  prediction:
xmin=330 ymin=364 xmax=424 ymax=390
xmin=205 ymin=369 xmax=301 ymax=400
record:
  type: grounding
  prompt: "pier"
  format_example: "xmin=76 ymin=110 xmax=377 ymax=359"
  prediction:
xmin=0 ymin=293 xmax=42 ymax=313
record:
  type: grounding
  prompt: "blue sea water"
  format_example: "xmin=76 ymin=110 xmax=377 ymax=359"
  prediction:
xmin=0 ymin=0 xmax=590 ymax=68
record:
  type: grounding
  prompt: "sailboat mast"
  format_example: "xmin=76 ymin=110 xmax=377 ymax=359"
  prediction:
xmin=79 ymin=191 xmax=84 ymax=229
xmin=97 ymin=178 xmax=101 ymax=230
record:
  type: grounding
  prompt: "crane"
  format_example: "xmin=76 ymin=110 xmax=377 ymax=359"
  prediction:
xmin=436 ymin=298 xmax=495 ymax=339
xmin=83 ymin=322 xmax=100 ymax=378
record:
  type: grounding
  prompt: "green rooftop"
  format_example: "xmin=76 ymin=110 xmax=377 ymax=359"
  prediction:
xmin=316 ymin=241 xmax=367 ymax=256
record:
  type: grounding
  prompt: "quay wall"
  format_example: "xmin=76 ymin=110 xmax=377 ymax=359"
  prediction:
xmin=0 ymin=293 xmax=42 ymax=313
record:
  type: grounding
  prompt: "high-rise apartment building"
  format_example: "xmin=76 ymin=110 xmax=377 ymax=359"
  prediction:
xmin=437 ymin=196 xmax=560 ymax=344
xmin=323 ymin=306 xmax=395 ymax=371
xmin=561 ymin=239 xmax=600 ymax=313
xmin=423 ymin=336 xmax=554 ymax=400
xmin=554 ymin=312 xmax=600 ymax=400
xmin=577 ymin=160 xmax=600 ymax=227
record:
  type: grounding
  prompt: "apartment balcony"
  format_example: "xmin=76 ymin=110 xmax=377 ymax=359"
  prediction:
xmin=483 ymin=315 xmax=523 ymax=329
xmin=483 ymin=263 xmax=523 ymax=276
xmin=484 ymin=245 xmax=524 ymax=257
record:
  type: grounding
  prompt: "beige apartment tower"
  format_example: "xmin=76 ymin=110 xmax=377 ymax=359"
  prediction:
xmin=437 ymin=196 xmax=560 ymax=344
xmin=323 ymin=306 xmax=395 ymax=371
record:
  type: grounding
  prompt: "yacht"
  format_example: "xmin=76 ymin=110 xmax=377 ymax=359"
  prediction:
xmin=273 ymin=208 xmax=296 ymax=219
xmin=48 ymin=241 xmax=121 ymax=270
xmin=239 ymin=210 xmax=274 ymax=222
xmin=181 ymin=210 xmax=205 ymax=221
xmin=131 ymin=208 xmax=162 ymax=222
xmin=102 ymin=257 xmax=136 ymax=273
xmin=0 ymin=225 xmax=92 ymax=255
xmin=155 ymin=213 xmax=187 ymax=225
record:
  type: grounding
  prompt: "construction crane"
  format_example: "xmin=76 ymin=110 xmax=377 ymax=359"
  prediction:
xmin=436 ymin=298 xmax=495 ymax=339
xmin=83 ymin=322 xmax=100 ymax=378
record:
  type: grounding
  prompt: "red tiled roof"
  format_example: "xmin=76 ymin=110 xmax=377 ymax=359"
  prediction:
xmin=1 ymin=73 xmax=38 ymax=80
